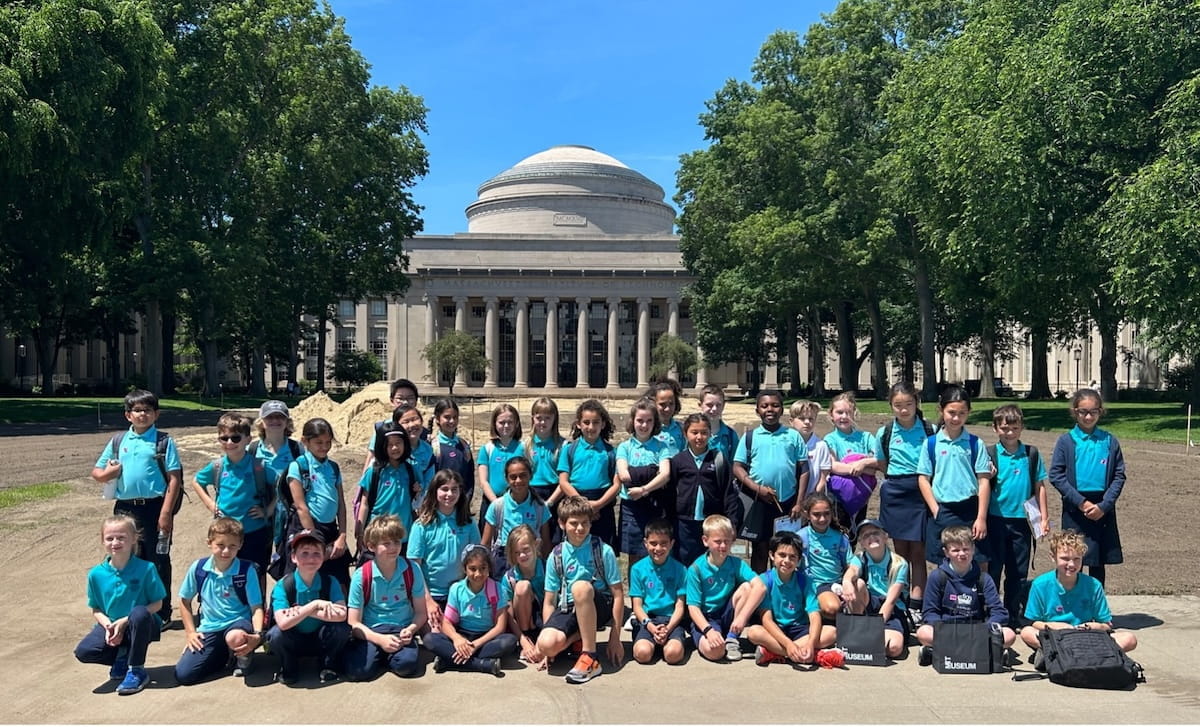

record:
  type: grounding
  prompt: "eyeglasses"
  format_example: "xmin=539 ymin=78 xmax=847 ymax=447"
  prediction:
xmin=218 ymin=435 xmax=244 ymax=443
xmin=1074 ymin=408 xmax=1101 ymax=417
xmin=128 ymin=408 xmax=154 ymax=415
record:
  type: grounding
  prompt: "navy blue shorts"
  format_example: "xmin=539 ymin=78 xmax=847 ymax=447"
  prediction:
xmin=634 ymin=615 xmax=688 ymax=646
xmin=866 ymin=593 xmax=906 ymax=633
xmin=776 ymin=619 xmax=811 ymax=641
xmin=619 ymin=497 xmax=662 ymax=558
xmin=543 ymin=589 xmax=614 ymax=636
xmin=689 ymin=598 xmax=735 ymax=644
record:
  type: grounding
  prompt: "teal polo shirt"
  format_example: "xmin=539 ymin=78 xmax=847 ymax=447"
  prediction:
xmin=87 ymin=555 xmax=167 ymax=620
xmin=196 ymin=454 xmax=268 ymax=533
xmin=801 ymin=525 xmax=853 ymax=584
xmin=484 ymin=490 xmax=551 ymax=544
xmin=501 ymin=559 xmax=545 ymax=605
xmin=254 ymin=438 xmax=302 ymax=491
xmin=286 ymin=453 xmax=341 ymax=524
xmin=407 ymin=512 xmax=479 ymax=598
xmin=357 ymin=462 xmax=415 ymax=536
xmin=616 ymin=436 xmax=668 ymax=499
xmin=860 ymin=551 xmax=910 ymax=602
xmin=479 ymin=438 xmax=525 ymax=498
xmin=94 ymin=425 xmax=181 ymax=499
xmin=758 ymin=568 xmax=820 ymax=627
xmin=708 ymin=421 xmax=739 ymax=461
xmin=348 ymin=558 xmax=427 ymax=630
xmin=1070 ymin=426 xmax=1111 ymax=492
xmin=629 ymin=556 xmax=687 ymax=617
xmin=271 ymin=573 xmax=346 ymax=634
xmin=686 ymin=554 xmax=756 ymax=614
xmin=917 ymin=430 xmax=992 ymax=503
xmin=446 ymin=578 xmax=507 ymax=634
xmin=989 ymin=443 xmax=1047 ymax=517
xmin=824 ymin=428 xmax=879 ymax=461
xmin=874 ymin=419 xmax=930 ymax=475
xmin=734 ymin=425 xmax=808 ymax=502
xmin=528 ymin=435 xmax=564 ymax=488
xmin=179 ymin=557 xmax=263 ymax=633
xmin=654 ymin=419 xmax=685 ymax=457
xmin=1024 ymin=570 xmax=1111 ymax=625
xmin=544 ymin=536 xmax=621 ymax=604
xmin=556 ymin=438 xmax=615 ymax=494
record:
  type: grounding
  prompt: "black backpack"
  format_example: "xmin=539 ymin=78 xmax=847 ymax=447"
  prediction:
xmin=1036 ymin=628 xmax=1145 ymax=689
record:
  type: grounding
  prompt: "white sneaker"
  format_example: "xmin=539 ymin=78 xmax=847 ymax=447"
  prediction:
xmin=233 ymin=655 xmax=252 ymax=677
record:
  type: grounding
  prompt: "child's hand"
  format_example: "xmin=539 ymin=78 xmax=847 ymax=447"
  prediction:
xmin=247 ymin=505 xmax=267 ymax=520
xmin=330 ymin=534 xmax=348 ymax=559
xmin=786 ymin=641 xmax=805 ymax=663
xmin=324 ymin=602 xmax=347 ymax=620
xmin=606 ymin=633 xmax=625 ymax=665
xmin=879 ymin=605 xmax=893 ymax=622
xmin=185 ymin=631 xmax=204 ymax=653
xmin=377 ymin=632 xmax=403 ymax=653
xmin=789 ymin=501 xmax=804 ymax=520
xmin=971 ymin=518 xmax=987 ymax=541
xmin=704 ymin=628 xmax=724 ymax=651
xmin=104 ymin=460 xmax=122 ymax=478
xmin=453 ymin=637 xmax=476 ymax=663
xmin=104 ymin=619 xmax=127 ymax=646
xmin=798 ymin=643 xmax=814 ymax=663
xmin=426 ymin=601 xmax=443 ymax=631
xmin=840 ymin=584 xmax=858 ymax=609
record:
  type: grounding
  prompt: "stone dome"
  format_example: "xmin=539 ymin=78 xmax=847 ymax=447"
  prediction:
xmin=465 ymin=145 xmax=676 ymax=235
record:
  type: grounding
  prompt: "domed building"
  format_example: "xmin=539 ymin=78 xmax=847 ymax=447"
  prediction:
xmin=310 ymin=145 xmax=721 ymax=391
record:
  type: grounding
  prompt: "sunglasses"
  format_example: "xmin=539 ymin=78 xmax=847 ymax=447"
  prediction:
xmin=218 ymin=435 xmax=244 ymax=443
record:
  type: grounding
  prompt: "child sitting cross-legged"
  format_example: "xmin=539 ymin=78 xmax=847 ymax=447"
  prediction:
xmin=743 ymin=530 xmax=828 ymax=666
xmin=629 ymin=519 xmax=688 ymax=665
xmin=686 ymin=514 xmax=761 ymax=662
xmin=425 ymin=545 xmax=518 ymax=676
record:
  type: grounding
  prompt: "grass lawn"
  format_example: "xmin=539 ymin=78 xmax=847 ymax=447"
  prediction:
xmin=0 ymin=393 xmax=346 ymax=425
xmin=0 ymin=482 xmax=70 ymax=508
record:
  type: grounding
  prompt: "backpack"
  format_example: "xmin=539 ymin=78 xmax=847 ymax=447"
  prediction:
xmin=444 ymin=578 xmax=500 ymax=625
xmin=275 ymin=450 xmax=340 ymax=542
xmin=797 ymin=527 xmax=850 ymax=572
xmin=108 ymin=430 xmax=187 ymax=514
xmin=857 ymin=551 xmax=907 ymax=595
xmin=880 ymin=418 xmax=936 ymax=462
xmin=925 ymin=433 xmax=981 ymax=479
xmin=208 ymin=456 xmax=271 ymax=518
xmin=985 ymin=444 xmax=1040 ymax=492
xmin=564 ymin=439 xmax=616 ymax=484
xmin=550 ymin=536 xmax=608 ymax=611
xmin=191 ymin=557 xmax=252 ymax=613
xmin=1036 ymin=628 xmax=1145 ymax=689
xmin=490 ymin=492 xmax=546 ymax=538
xmin=247 ymin=439 xmax=304 ymax=547
xmin=360 ymin=557 xmax=415 ymax=606
xmin=264 ymin=571 xmax=334 ymax=631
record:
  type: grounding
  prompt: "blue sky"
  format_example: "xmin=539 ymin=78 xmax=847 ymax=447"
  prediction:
xmin=327 ymin=0 xmax=839 ymax=234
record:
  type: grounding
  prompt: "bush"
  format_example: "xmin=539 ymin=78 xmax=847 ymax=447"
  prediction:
xmin=1164 ymin=363 xmax=1193 ymax=393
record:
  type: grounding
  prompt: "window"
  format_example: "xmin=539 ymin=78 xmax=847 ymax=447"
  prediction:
xmin=338 ymin=300 xmax=356 ymax=319
xmin=472 ymin=305 xmax=485 ymax=318
xmin=336 ymin=327 xmax=356 ymax=353
xmin=651 ymin=304 xmax=661 ymax=319
xmin=369 ymin=298 xmax=387 ymax=317
xmin=370 ymin=328 xmax=387 ymax=367
xmin=442 ymin=305 xmax=456 ymax=319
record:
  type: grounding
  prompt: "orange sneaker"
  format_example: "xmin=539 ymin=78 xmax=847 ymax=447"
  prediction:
xmin=565 ymin=653 xmax=602 ymax=684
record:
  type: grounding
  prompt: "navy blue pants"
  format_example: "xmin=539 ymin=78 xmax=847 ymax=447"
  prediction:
xmin=424 ymin=629 xmax=517 ymax=671
xmin=342 ymin=624 xmax=421 ymax=680
xmin=74 ymin=605 xmax=161 ymax=668
xmin=114 ymin=497 xmax=173 ymax=621
xmin=985 ymin=516 xmax=1033 ymax=626
xmin=174 ymin=618 xmax=253 ymax=685
xmin=267 ymin=622 xmax=352 ymax=679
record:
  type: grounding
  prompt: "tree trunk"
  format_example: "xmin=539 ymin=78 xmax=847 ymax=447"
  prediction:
xmin=1028 ymin=325 xmax=1052 ymax=399
xmin=863 ymin=287 xmax=887 ymax=399
xmin=106 ymin=335 xmax=122 ymax=393
xmin=33 ymin=327 xmax=59 ymax=395
xmin=316 ymin=313 xmax=329 ymax=392
xmin=809 ymin=306 xmax=826 ymax=398
xmin=833 ymin=300 xmax=857 ymax=393
xmin=202 ymin=339 xmax=220 ymax=396
xmin=978 ymin=324 xmax=997 ymax=398
xmin=914 ymin=248 xmax=938 ymax=402
xmin=250 ymin=346 xmax=267 ymax=396
xmin=787 ymin=314 xmax=801 ymax=396
xmin=133 ymin=188 xmax=163 ymax=395
xmin=161 ymin=311 xmax=176 ymax=395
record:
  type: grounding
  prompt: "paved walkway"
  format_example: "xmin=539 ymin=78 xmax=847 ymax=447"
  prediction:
xmin=4 ymin=595 xmax=1197 ymax=724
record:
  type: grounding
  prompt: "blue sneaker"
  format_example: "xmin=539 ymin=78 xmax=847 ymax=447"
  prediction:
xmin=116 ymin=667 xmax=149 ymax=695
xmin=108 ymin=658 xmax=128 ymax=681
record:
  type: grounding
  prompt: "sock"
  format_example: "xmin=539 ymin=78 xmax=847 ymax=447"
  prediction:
xmin=725 ymin=631 xmax=737 ymax=640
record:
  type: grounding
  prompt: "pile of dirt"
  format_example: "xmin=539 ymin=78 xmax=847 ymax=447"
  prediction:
xmin=290 ymin=383 xmax=393 ymax=449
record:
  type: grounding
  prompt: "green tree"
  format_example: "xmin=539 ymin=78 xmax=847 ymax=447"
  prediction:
xmin=330 ymin=349 xmax=383 ymax=390
xmin=421 ymin=331 xmax=489 ymax=397
xmin=650 ymin=334 xmax=699 ymax=379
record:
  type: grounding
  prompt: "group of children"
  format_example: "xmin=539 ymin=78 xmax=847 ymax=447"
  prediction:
xmin=78 ymin=380 xmax=1136 ymax=692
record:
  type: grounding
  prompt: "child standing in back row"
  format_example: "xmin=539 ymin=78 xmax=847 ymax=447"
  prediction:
xmin=477 ymin=404 xmax=526 ymax=527
xmin=557 ymin=400 xmax=621 ymax=548
xmin=617 ymin=398 xmax=671 ymax=569
xmin=986 ymin=404 xmax=1049 ymax=626
xmin=1049 ymin=389 xmax=1126 ymax=587
xmin=789 ymin=400 xmax=831 ymax=497
xmin=824 ymin=392 xmax=881 ymax=534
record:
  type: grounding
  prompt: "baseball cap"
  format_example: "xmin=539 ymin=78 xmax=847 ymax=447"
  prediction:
xmin=260 ymin=400 xmax=290 ymax=419
xmin=855 ymin=518 xmax=888 ymax=537
xmin=288 ymin=529 xmax=325 ymax=550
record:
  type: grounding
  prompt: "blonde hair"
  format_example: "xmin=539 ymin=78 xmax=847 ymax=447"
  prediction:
xmin=101 ymin=514 xmax=140 ymax=541
xmin=1047 ymin=529 xmax=1089 ymax=559
xmin=253 ymin=415 xmax=295 ymax=440
xmin=504 ymin=524 xmax=539 ymax=571
xmin=364 ymin=514 xmax=407 ymax=547
xmin=790 ymin=399 xmax=821 ymax=419
xmin=939 ymin=525 xmax=973 ymax=548
xmin=208 ymin=517 xmax=245 ymax=543
xmin=701 ymin=514 xmax=735 ymax=538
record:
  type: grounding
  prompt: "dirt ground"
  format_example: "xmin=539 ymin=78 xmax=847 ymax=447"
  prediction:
xmin=0 ymin=396 xmax=1197 ymax=723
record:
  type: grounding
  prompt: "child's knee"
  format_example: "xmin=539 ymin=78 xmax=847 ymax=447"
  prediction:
xmin=1114 ymin=631 xmax=1137 ymax=652
xmin=663 ymin=640 xmax=685 ymax=664
xmin=537 ymin=628 xmax=566 ymax=654
xmin=1001 ymin=627 xmax=1016 ymax=647
xmin=1019 ymin=626 xmax=1039 ymax=648
xmin=514 ymin=580 xmax=532 ymax=600
xmin=570 ymin=579 xmax=595 ymax=601
xmin=632 ymin=640 xmax=655 ymax=664
xmin=916 ymin=624 xmax=934 ymax=646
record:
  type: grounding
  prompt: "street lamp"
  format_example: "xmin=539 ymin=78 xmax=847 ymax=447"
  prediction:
xmin=1056 ymin=359 xmax=1062 ymax=394
xmin=1080 ymin=347 xmax=1089 ymax=393
xmin=17 ymin=343 xmax=26 ymax=392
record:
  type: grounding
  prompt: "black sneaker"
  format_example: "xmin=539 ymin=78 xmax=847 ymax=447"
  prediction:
xmin=319 ymin=668 xmax=338 ymax=684
xmin=917 ymin=645 xmax=932 ymax=667
xmin=275 ymin=671 xmax=298 ymax=686
xmin=1032 ymin=649 xmax=1046 ymax=672
xmin=433 ymin=656 xmax=447 ymax=674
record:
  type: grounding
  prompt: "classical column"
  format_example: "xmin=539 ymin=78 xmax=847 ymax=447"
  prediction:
xmin=355 ymin=300 xmax=368 ymax=350
xmin=514 ymin=296 xmax=529 ymax=388
xmin=544 ymin=297 xmax=559 ymax=388
xmin=453 ymin=296 xmax=468 ymax=389
xmin=422 ymin=294 xmax=436 ymax=385
xmin=666 ymin=297 xmax=680 ymax=379
xmin=636 ymin=297 xmax=651 ymax=389
xmin=575 ymin=297 xmax=590 ymax=388
xmin=695 ymin=343 xmax=709 ymax=388
xmin=606 ymin=297 xmax=621 ymax=389
xmin=483 ymin=297 xmax=498 ymax=387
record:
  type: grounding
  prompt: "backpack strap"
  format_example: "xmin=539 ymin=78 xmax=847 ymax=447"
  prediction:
xmin=319 ymin=573 xmax=333 ymax=603
xmin=193 ymin=557 xmax=250 ymax=610
xmin=881 ymin=421 xmax=894 ymax=462
xmin=591 ymin=535 xmax=607 ymax=588
xmin=363 ymin=463 xmax=385 ymax=519
xmin=401 ymin=558 xmax=414 ymax=602
xmin=209 ymin=457 xmax=224 ymax=511
xmin=282 ymin=573 xmax=298 ymax=606
xmin=604 ymin=442 xmax=616 ymax=482
xmin=744 ymin=429 xmax=755 ymax=468
xmin=552 ymin=543 xmax=567 ymax=611
xmin=713 ymin=450 xmax=730 ymax=492
xmin=926 ymin=435 xmax=938 ymax=477
xmin=1026 ymin=445 xmax=1040 ymax=490
xmin=192 ymin=557 xmax=210 ymax=610
xmin=485 ymin=577 xmax=499 ymax=613
xmin=361 ymin=559 xmax=374 ymax=605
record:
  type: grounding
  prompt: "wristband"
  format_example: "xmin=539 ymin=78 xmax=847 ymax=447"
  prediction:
xmin=701 ymin=625 xmax=714 ymax=636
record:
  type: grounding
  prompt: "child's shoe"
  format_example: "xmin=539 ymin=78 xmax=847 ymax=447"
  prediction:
xmin=917 ymin=645 xmax=932 ymax=667
xmin=108 ymin=658 xmax=128 ymax=681
xmin=564 ymin=653 xmax=602 ymax=684
xmin=116 ymin=667 xmax=149 ymax=695
xmin=724 ymin=636 xmax=742 ymax=661
xmin=319 ymin=668 xmax=339 ymax=684
xmin=1032 ymin=649 xmax=1046 ymax=672
xmin=471 ymin=657 xmax=502 ymax=676
xmin=274 ymin=671 xmax=298 ymax=686
xmin=433 ymin=656 xmax=448 ymax=674
xmin=754 ymin=645 xmax=782 ymax=666
xmin=233 ymin=655 xmax=253 ymax=677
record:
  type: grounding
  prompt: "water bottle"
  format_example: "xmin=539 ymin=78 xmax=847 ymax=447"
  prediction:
xmin=156 ymin=530 xmax=171 ymax=555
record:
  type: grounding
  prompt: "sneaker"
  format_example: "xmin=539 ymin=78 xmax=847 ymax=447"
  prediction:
xmin=275 ymin=671 xmax=298 ymax=686
xmin=478 ymin=657 xmax=502 ymax=676
xmin=433 ymin=656 xmax=448 ymax=674
xmin=319 ymin=668 xmax=338 ymax=684
xmin=725 ymin=636 xmax=742 ymax=661
xmin=564 ymin=653 xmax=602 ymax=684
xmin=918 ymin=645 xmax=932 ymax=667
xmin=566 ymin=639 xmax=583 ymax=657
xmin=754 ymin=645 xmax=781 ymax=666
xmin=1004 ymin=647 xmax=1021 ymax=667
xmin=233 ymin=655 xmax=252 ymax=677
xmin=116 ymin=667 xmax=148 ymax=695
xmin=108 ymin=658 xmax=128 ymax=681
xmin=909 ymin=607 xmax=924 ymax=627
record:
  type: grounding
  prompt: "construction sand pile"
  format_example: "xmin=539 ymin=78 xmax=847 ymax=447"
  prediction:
xmin=290 ymin=383 xmax=394 ymax=449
